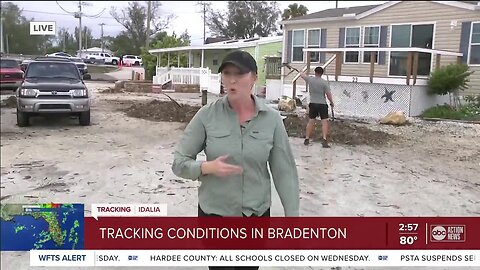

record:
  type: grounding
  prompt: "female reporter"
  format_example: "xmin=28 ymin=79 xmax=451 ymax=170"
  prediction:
xmin=172 ymin=50 xmax=299 ymax=219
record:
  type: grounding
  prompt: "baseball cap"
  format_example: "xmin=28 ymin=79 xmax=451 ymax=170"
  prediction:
xmin=218 ymin=50 xmax=257 ymax=74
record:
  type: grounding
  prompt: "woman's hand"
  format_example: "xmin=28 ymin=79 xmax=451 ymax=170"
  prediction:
xmin=201 ymin=155 xmax=243 ymax=177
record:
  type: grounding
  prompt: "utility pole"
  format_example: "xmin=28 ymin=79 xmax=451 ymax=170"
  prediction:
xmin=99 ymin=23 xmax=105 ymax=52
xmin=74 ymin=1 xmax=83 ymax=57
xmin=336 ymin=1 xmax=339 ymax=8
xmin=196 ymin=2 xmax=211 ymax=44
xmin=57 ymin=1 xmax=104 ymax=57
xmin=145 ymin=1 xmax=151 ymax=49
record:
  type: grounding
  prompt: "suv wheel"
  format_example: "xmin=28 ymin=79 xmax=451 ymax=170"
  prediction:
xmin=79 ymin=110 xmax=91 ymax=126
xmin=112 ymin=59 xmax=118 ymax=65
xmin=134 ymin=61 xmax=140 ymax=66
xmin=17 ymin=109 xmax=30 ymax=127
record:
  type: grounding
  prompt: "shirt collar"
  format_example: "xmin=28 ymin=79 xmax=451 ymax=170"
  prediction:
xmin=222 ymin=94 xmax=268 ymax=113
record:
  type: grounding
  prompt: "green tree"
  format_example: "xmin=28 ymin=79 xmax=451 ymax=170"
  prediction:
xmin=427 ymin=64 xmax=473 ymax=108
xmin=1 ymin=2 xmax=54 ymax=54
xmin=74 ymin=26 xmax=94 ymax=50
xmin=110 ymin=1 xmax=173 ymax=54
xmin=110 ymin=33 xmax=137 ymax=56
xmin=206 ymin=1 xmax=281 ymax=39
xmin=282 ymin=3 xmax=308 ymax=21
xmin=142 ymin=30 xmax=191 ymax=80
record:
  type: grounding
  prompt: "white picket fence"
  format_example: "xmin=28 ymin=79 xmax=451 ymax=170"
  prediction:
xmin=153 ymin=67 xmax=221 ymax=94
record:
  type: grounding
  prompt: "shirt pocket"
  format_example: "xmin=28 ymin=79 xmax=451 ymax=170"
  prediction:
xmin=205 ymin=129 xmax=233 ymax=158
xmin=246 ymin=131 xmax=273 ymax=162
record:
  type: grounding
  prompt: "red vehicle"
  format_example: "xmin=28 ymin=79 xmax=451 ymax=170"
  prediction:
xmin=1 ymin=58 xmax=24 ymax=90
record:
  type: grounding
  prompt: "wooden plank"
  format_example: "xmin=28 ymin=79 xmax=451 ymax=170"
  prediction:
xmin=435 ymin=54 xmax=441 ymax=70
xmin=406 ymin=52 xmax=413 ymax=86
xmin=412 ymin=52 xmax=419 ymax=85
xmin=292 ymin=81 xmax=297 ymax=99
xmin=369 ymin=51 xmax=375 ymax=83
xmin=335 ymin=52 xmax=342 ymax=81
xmin=306 ymin=52 xmax=311 ymax=92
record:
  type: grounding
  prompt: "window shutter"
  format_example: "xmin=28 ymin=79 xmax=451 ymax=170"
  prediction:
xmin=460 ymin=22 xmax=472 ymax=63
xmin=379 ymin=25 xmax=388 ymax=65
xmin=287 ymin=30 xmax=293 ymax=63
xmin=320 ymin=29 xmax=327 ymax=63
xmin=339 ymin=27 xmax=345 ymax=48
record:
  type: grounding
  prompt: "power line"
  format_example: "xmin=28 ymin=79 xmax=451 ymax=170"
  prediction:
xmin=1 ymin=6 xmax=117 ymax=20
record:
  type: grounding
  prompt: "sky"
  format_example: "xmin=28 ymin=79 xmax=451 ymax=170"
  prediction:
xmin=9 ymin=1 xmax=387 ymax=45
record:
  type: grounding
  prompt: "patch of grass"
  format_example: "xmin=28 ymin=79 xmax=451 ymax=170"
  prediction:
xmin=421 ymin=105 xmax=480 ymax=121
xmin=87 ymin=65 xmax=118 ymax=74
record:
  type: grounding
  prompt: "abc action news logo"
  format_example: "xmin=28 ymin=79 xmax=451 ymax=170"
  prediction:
xmin=430 ymin=225 xmax=466 ymax=242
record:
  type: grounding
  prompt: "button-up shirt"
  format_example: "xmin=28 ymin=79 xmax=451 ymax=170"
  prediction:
xmin=172 ymin=95 xmax=299 ymax=217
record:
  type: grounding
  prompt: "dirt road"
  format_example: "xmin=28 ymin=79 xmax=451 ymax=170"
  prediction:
xmin=1 ymin=81 xmax=479 ymax=270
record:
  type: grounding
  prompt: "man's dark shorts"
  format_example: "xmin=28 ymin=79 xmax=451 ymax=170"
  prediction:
xmin=308 ymin=103 xmax=329 ymax=120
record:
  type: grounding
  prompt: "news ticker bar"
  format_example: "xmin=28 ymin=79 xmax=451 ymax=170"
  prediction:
xmin=30 ymin=250 xmax=480 ymax=267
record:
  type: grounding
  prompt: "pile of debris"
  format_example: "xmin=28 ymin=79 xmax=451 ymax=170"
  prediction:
xmin=283 ymin=114 xmax=397 ymax=146
xmin=122 ymin=100 xmax=200 ymax=123
xmin=0 ymin=96 xmax=17 ymax=108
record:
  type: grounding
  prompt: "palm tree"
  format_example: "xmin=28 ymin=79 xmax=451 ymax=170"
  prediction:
xmin=281 ymin=3 xmax=309 ymax=21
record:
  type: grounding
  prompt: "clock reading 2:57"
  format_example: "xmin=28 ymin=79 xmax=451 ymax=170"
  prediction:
xmin=399 ymin=223 xmax=419 ymax=232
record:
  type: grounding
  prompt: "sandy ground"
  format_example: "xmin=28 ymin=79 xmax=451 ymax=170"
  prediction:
xmin=1 ymin=81 xmax=479 ymax=270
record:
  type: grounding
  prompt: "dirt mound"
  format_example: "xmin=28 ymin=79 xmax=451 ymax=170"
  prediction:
xmin=122 ymin=100 xmax=200 ymax=123
xmin=99 ymin=87 xmax=124 ymax=94
xmin=1 ymin=96 xmax=17 ymax=108
xmin=284 ymin=114 xmax=396 ymax=146
xmin=120 ymin=100 xmax=395 ymax=146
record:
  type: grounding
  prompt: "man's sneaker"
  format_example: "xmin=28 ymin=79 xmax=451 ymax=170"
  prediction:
xmin=321 ymin=138 xmax=331 ymax=148
xmin=304 ymin=138 xmax=310 ymax=145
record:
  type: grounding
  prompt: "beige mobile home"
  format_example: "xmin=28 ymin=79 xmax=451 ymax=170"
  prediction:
xmin=276 ymin=1 xmax=479 ymax=118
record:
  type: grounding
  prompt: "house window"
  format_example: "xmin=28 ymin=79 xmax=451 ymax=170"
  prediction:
xmin=363 ymin=26 xmax=380 ymax=63
xmin=345 ymin=27 xmax=360 ymax=63
xmin=292 ymin=30 xmax=305 ymax=62
xmin=307 ymin=29 xmax=321 ymax=62
xmin=470 ymin=22 xmax=480 ymax=65
xmin=213 ymin=54 xmax=219 ymax=66
xmin=389 ymin=23 xmax=434 ymax=76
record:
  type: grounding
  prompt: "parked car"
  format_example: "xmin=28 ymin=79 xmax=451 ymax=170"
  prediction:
xmin=69 ymin=57 xmax=88 ymax=75
xmin=20 ymin=59 xmax=34 ymax=72
xmin=1 ymin=58 xmax=24 ymax=90
xmin=16 ymin=57 xmax=91 ymax=127
xmin=122 ymin=55 xmax=143 ymax=66
xmin=29 ymin=56 xmax=90 ymax=78
xmin=84 ymin=52 xmax=119 ymax=65
xmin=46 ymin=52 xmax=73 ymax=58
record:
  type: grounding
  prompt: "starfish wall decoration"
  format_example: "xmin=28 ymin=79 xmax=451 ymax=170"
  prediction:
xmin=381 ymin=87 xmax=396 ymax=103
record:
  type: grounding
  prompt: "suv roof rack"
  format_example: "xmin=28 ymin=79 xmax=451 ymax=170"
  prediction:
xmin=33 ymin=56 xmax=72 ymax=62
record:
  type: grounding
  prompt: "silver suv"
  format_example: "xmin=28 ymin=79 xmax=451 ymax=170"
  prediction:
xmin=16 ymin=58 xmax=91 ymax=127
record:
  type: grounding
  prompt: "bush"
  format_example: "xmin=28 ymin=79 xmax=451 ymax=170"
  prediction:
xmin=422 ymin=103 xmax=480 ymax=121
xmin=421 ymin=105 xmax=465 ymax=119
xmin=427 ymin=64 xmax=473 ymax=96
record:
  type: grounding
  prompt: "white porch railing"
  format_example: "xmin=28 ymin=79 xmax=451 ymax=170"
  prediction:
xmin=153 ymin=67 xmax=221 ymax=93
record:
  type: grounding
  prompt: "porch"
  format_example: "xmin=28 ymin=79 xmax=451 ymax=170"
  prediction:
xmin=267 ymin=47 xmax=464 ymax=118
xmin=152 ymin=66 xmax=221 ymax=94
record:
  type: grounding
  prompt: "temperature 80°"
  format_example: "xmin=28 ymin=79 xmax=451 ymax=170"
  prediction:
xmin=400 ymin=236 xmax=418 ymax=245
